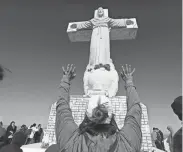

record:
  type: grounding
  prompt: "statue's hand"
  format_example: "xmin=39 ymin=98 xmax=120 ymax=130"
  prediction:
xmin=70 ymin=23 xmax=77 ymax=29
xmin=126 ymin=20 xmax=134 ymax=25
xmin=62 ymin=64 xmax=76 ymax=81
xmin=120 ymin=64 xmax=135 ymax=83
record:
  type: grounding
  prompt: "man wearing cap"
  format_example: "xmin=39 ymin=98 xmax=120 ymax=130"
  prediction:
xmin=55 ymin=64 xmax=142 ymax=152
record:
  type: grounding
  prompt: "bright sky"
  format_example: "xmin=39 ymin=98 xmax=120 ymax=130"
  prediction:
xmin=0 ymin=0 xmax=182 ymax=134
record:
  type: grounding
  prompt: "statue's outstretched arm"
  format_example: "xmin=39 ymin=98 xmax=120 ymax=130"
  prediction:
xmin=70 ymin=20 xmax=92 ymax=30
xmin=109 ymin=18 xmax=134 ymax=28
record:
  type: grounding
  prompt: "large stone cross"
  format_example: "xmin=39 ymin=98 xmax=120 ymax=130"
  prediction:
xmin=67 ymin=9 xmax=138 ymax=42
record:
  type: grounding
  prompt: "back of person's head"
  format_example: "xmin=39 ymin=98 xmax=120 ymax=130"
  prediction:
xmin=11 ymin=131 xmax=27 ymax=147
xmin=10 ymin=121 xmax=15 ymax=126
xmin=30 ymin=123 xmax=36 ymax=128
xmin=21 ymin=125 xmax=26 ymax=129
xmin=153 ymin=127 xmax=158 ymax=131
xmin=89 ymin=103 xmax=109 ymax=124
xmin=79 ymin=103 xmax=119 ymax=136
xmin=171 ymin=96 xmax=182 ymax=121
xmin=25 ymin=128 xmax=32 ymax=136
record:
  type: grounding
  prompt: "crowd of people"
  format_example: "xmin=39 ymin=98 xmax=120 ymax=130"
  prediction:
xmin=0 ymin=64 xmax=182 ymax=152
xmin=0 ymin=121 xmax=43 ymax=151
xmin=150 ymin=96 xmax=182 ymax=152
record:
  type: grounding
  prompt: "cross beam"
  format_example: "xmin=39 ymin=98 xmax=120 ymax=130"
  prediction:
xmin=67 ymin=9 xmax=138 ymax=42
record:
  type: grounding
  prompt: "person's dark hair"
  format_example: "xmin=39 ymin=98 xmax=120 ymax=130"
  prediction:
xmin=10 ymin=121 xmax=15 ymax=126
xmin=0 ymin=121 xmax=3 ymax=126
xmin=153 ymin=127 xmax=158 ymax=131
xmin=30 ymin=123 xmax=36 ymax=128
xmin=171 ymin=96 xmax=182 ymax=121
xmin=79 ymin=104 xmax=119 ymax=137
xmin=38 ymin=124 xmax=41 ymax=127
xmin=21 ymin=125 xmax=26 ymax=129
xmin=89 ymin=104 xmax=109 ymax=124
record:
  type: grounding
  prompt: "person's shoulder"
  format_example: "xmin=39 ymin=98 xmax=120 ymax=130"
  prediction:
xmin=45 ymin=144 xmax=59 ymax=152
xmin=0 ymin=144 xmax=21 ymax=152
xmin=174 ymin=127 xmax=182 ymax=137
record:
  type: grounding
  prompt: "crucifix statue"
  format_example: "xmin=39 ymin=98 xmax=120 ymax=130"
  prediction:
xmin=67 ymin=7 xmax=138 ymax=67
xmin=67 ymin=7 xmax=138 ymax=98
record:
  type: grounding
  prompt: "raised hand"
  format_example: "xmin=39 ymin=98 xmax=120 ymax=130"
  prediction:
xmin=120 ymin=64 xmax=135 ymax=83
xmin=167 ymin=126 xmax=173 ymax=133
xmin=62 ymin=64 xmax=76 ymax=81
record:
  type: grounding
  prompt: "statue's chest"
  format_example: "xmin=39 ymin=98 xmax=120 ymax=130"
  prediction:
xmin=88 ymin=70 xmax=112 ymax=86
xmin=91 ymin=18 xmax=109 ymax=27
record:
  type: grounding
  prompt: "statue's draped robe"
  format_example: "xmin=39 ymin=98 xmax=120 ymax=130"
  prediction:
xmin=55 ymin=76 xmax=142 ymax=152
xmin=77 ymin=17 xmax=126 ymax=66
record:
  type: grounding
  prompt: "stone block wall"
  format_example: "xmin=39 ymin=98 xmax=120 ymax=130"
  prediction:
xmin=42 ymin=95 xmax=152 ymax=151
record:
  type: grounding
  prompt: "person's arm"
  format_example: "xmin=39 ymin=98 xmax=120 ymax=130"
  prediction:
xmin=56 ymin=64 xmax=78 ymax=151
xmin=120 ymin=65 xmax=142 ymax=151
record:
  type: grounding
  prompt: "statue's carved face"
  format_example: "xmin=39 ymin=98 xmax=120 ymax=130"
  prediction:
xmin=97 ymin=7 xmax=104 ymax=17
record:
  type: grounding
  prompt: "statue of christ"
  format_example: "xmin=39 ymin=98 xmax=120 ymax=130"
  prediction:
xmin=71 ymin=7 xmax=134 ymax=66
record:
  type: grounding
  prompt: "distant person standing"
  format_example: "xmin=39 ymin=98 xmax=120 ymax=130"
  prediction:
xmin=18 ymin=125 xmax=27 ymax=134
xmin=5 ymin=121 xmax=17 ymax=144
xmin=0 ymin=122 xmax=6 ymax=142
xmin=152 ymin=128 xmax=165 ymax=151
xmin=26 ymin=123 xmax=38 ymax=144
xmin=0 ymin=122 xmax=6 ymax=149
xmin=34 ymin=124 xmax=43 ymax=143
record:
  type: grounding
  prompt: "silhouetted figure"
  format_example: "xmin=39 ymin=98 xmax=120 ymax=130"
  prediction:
xmin=34 ymin=124 xmax=43 ymax=143
xmin=5 ymin=121 xmax=17 ymax=144
xmin=0 ymin=122 xmax=6 ymax=142
xmin=26 ymin=123 xmax=37 ymax=144
xmin=171 ymin=96 xmax=182 ymax=152
xmin=0 ymin=131 xmax=27 ymax=152
xmin=0 ymin=122 xmax=6 ymax=149
xmin=152 ymin=128 xmax=165 ymax=151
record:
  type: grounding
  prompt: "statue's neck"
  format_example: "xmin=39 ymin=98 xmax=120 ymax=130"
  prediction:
xmin=95 ymin=16 xmax=108 ymax=20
